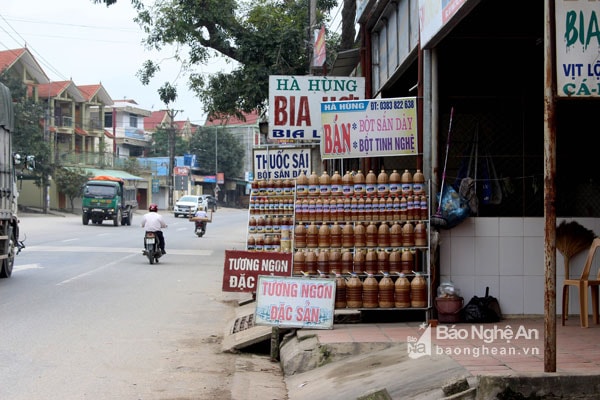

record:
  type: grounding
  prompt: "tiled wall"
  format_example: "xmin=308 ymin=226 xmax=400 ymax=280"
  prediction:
xmin=438 ymin=217 xmax=600 ymax=316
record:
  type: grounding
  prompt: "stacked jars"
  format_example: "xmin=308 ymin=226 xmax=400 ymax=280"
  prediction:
xmin=247 ymin=178 xmax=295 ymax=253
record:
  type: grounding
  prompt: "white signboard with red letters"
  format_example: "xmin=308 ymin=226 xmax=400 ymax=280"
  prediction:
xmin=268 ymin=75 xmax=365 ymax=141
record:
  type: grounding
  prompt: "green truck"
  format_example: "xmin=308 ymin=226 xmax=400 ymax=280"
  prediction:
xmin=82 ymin=176 xmax=137 ymax=226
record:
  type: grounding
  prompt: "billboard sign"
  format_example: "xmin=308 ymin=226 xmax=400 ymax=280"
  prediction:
xmin=268 ymin=75 xmax=365 ymax=141
xmin=320 ymin=97 xmax=418 ymax=159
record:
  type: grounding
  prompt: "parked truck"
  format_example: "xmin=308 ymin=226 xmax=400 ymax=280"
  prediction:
xmin=0 ymin=82 xmax=26 ymax=278
xmin=82 ymin=176 xmax=137 ymax=226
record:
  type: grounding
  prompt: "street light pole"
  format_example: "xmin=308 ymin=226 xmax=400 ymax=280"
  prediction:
xmin=167 ymin=109 xmax=180 ymax=211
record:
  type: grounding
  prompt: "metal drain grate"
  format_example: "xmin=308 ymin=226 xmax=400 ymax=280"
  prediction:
xmin=231 ymin=313 xmax=255 ymax=334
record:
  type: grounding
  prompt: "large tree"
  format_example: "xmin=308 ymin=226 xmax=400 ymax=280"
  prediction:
xmin=188 ymin=127 xmax=244 ymax=179
xmin=94 ymin=0 xmax=342 ymax=120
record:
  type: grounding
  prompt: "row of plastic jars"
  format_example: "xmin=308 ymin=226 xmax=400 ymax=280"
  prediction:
xmin=249 ymin=216 xmax=294 ymax=234
xmin=337 ymin=272 xmax=428 ymax=309
xmin=296 ymin=169 xmax=425 ymax=198
xmin=294 ymin=194 xmax=428 ymax=222
xmin=250 ymin=178 xmax=295 ymax=197
xmin=247 ymin=230 xmax=292 ymax=252
xmin=294 ymin=221 xmax=428 ymax=249
xmin=249 ymin=199 xmax=295 ymax=215
xmin=293 ymin=247 xmax=420 ymax=276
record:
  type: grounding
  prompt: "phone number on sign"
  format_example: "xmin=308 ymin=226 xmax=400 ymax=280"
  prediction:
xmin=370 ymin=99 xmax=415 ymax=111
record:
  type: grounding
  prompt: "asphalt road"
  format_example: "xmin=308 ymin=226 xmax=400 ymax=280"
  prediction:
xmin=0 ymin=207 xmax=284 ymax=400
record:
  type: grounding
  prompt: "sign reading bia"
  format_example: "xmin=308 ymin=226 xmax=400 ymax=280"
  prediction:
xmin=222 ymin=250 xmax=292 ymax=292
xmin=253 ymin=147 xmax=312 ymax=180
xmin=268 ymin=75 xmax=365 ymax=141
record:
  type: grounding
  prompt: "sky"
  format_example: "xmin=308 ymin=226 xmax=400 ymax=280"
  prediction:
xmin=0 ymin=0 xmax=235 ymax=125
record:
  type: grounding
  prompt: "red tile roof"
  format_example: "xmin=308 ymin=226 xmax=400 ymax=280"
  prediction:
xmin=37 ymin=81 xmax=72 ymax=98
xmin=0 ymin=48 xmax=26 ymax=71
xmin=145 ymin=110 xmax=169 ymax=131
xmin=77 ymin=84 xmax=101 ymax=101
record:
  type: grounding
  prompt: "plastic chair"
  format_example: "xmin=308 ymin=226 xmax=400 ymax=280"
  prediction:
xmin=562 ymin=237 xmax=600 ymax=327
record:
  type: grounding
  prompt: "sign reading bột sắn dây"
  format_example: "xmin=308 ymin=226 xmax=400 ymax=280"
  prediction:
xmin=253 ymin=147 xmax=312 ymax=181
xmin=320 ymin=97 xmax=418 ymax=159
xmin=222 ymin=250 xmax=292 ymax=292
xmin=255 ymin=275 xmax=335 ymax=329
xmin=268 ymin=75 xmax=365 ymax=141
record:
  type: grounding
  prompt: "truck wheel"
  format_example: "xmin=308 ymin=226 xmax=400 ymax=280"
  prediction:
xmin=113 ymin=210 xmax=121 ymax=226
xmin=0 ymin=239 xmax=15 ymax=278
xmin=82 ymin=213 xmax=89 ymax=225
xmin=126 ymin=211 xmax=132 ymax=226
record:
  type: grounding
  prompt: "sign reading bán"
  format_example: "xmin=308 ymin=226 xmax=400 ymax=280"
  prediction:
xmin=222 ymin=250 xmax=292 ymax=292
xmin=254 ymin=275 xmax=336 ymax=329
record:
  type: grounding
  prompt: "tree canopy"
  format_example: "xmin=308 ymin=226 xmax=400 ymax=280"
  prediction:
xmin=94 ymin=0 xmax=342 ymax=120
xmin=188 ymin=127 xmax=244 ymax=179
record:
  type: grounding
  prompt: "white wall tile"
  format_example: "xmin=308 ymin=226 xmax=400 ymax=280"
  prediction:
xmin=450 ymin=236 xmax=475 ymax=276
xmin=475 ymin=217 xmax=498 ymax=237
xmin=475 ymin=237 xmax=499 ymax=275
xmin=524 ymin=236 xmax=544 ymax=276
xmin=499 ymin=236 xmax=524 ymax=275
xmin=523 ymin=276 xmax=544 ymax=314
xmin=524 ymin=217 xmax=543 ymax=236
xmin=499 ymin=218 xmax=523 ymax=237
xmin=499 ymin=276 xmax=524 ymax=314
xmin=450 ymin=217 xmax=475 ymax=236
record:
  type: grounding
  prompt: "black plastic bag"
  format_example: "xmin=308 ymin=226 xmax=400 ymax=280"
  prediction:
xmin=462 ymin=287 xmax=502 ymax=323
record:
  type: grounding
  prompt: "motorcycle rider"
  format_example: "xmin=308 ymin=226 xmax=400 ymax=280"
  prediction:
xmin=141 ymin=204 xmax=167 ymax=254
xmin=192 ymin=205 xmax=209 ymax=234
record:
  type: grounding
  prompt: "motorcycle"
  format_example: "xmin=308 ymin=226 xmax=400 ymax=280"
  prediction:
xmin=143 ymin=231 xmax=162 ymax=264
xmin=194 ymin=220 xmax=207 ymax=237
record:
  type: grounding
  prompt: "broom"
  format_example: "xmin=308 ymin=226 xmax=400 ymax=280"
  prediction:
xmin=431 ymin=107 xmax=454 ymax=228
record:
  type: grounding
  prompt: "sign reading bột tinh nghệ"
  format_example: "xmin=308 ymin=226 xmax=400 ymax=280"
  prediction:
xmin=320 ymin=97 xmax=418 ymax=159
xmin=255 ymin=275 xmax=336 ymax=329
xmin=222 ymin=250 xmax=292 ymax=292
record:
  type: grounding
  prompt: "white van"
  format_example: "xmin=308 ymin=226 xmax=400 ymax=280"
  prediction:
xmin=173 ymin=195 xmax=203 ymax=217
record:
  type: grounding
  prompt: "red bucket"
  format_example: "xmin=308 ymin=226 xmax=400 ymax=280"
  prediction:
xmin=435 ymin=296 xmax=463 ymax=323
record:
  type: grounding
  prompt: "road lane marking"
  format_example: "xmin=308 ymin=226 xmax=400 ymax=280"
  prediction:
xmin=57 ymin=253 xmax=138 ymax=285
xmin=13 ymin=263 xmax=42 ymax=272
xmin=23 ymin=246 xmax=212 ymax=256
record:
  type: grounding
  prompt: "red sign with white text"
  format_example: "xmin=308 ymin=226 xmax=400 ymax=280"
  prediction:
xmin=222 ymin=250 xmax=293 ymax=292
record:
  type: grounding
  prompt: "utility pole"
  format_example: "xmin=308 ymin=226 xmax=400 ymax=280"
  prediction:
xmin=166 ymin=109 xmax=180 ymax=211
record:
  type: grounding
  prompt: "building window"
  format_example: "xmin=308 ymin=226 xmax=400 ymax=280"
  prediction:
xmin=130 ymin=115 xmax=138 ymax=128
xmin=104 ymin=112 xmax=113 ymax=128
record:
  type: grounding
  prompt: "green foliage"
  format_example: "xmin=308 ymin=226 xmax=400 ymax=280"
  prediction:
xmin=189 ymin=126 xmax=244 ymax=179
xmin=0 ymin=72 xmax=52 ymax=188
xmin=54 ymin=167 xmax=92 ymax=211
xmin=96 ymin=0 xmax=340 ymax=120
xmin=148 ymin=126 xmax=187 ymax=157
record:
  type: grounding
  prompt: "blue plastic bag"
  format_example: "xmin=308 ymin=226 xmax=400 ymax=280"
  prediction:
xmin=436 ymin=184 xmax=470 ymax=229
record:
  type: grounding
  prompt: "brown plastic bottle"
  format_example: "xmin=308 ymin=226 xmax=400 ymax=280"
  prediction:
xmin=365 ymin=249 xmax=378 ymax=275
xmin=317 ymin=249 xmax=330 ymax=274
xmin=389 ymin=249 xmax=401 ymax=274
xmin=353 ymin=248 xmax=366 ymax=273
xmin=248 ymin=216 xmax=257 ymax=234
xmin=331 ymin=171 xmax=343 ymax=196
xmin=389 ymin=169 xmax=401 ymax=196
xmin=319 ymin=171 xmax=331 ymax=197
xmin=247 ymin=235 xmax=255 ymax=251
xmin=308 ymin=171 xmax=320 ymax=197
xmin=411 ymin=272 xmax=427 ymax=308
xmin=379 ymin=273 xmax=395 ymax=308
xmin=314 ymin=198 xmax=323 ymax=222
xmin=318 ymin=223 xmax=331 ymax=248
xmin=304 ymin=249 xmax=317 ymax=275
xmin=342 ymin=223 xmax=354 ymax=248
xmin=378 ymin=222 xmax=390 ymax=248
xmin=353 ymin=170 xmax=366 ymax=196
xmin=377 ymin=248 xmax=389 ymax=274
xmin=362 ymin=273 xmax=379 ymax=308
xmin=264 ymin=235 xmax=273 ymax=252
xmin=377 ymin=169 xmax=389 ymax=197
xmin=293 ymin=250 xmax=305 ymax=275
xmin=341 ymin=249 xmax=354 ymax=274
xmin=354 ymin=223 xmax=366 ymax=248
xmin=400 ymin=196 xmax=408 ymax=221
xmin=415 ymin=221 xmax=428 ymax=247
xmin=294 ymin=222 xmax=306 ymax=248
xmin=329 ymin=248 xmax=341 ymax=274
xmin=296 ymin=171 xmax=309 ymax=197
xmin=390 ymin=222 xmax=403 ymax=247
xmin=306 ymin=222 xmax=319 ymax=248
xmin=255 ymin=235 xmax=264 ymax=252
xmin=394 ymin=273 xmax=411 ymax=308
xmin=365 ymin=170 xmax=377 ymax=197
xmin=335 ymin=273 xmax=347 ymax=308
xmin=342 ymin=171 xmax=354 ymax=197
xmin=346 ymin=273 xmax=363 ymax=308
xmin=366 ymin=222 xmax=378 ymax=247
xmin=330 ymin=222 xmax=342 ymax=247
xmin=401 ymin=249 xmax=414 ymax=274
xmin=402 ymin=222 xmax=415 ymax=247
xmin=412 ymin=169 xmax=425 ymax=195
xmin=401 ymin=169 xmax=413 ymax=196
